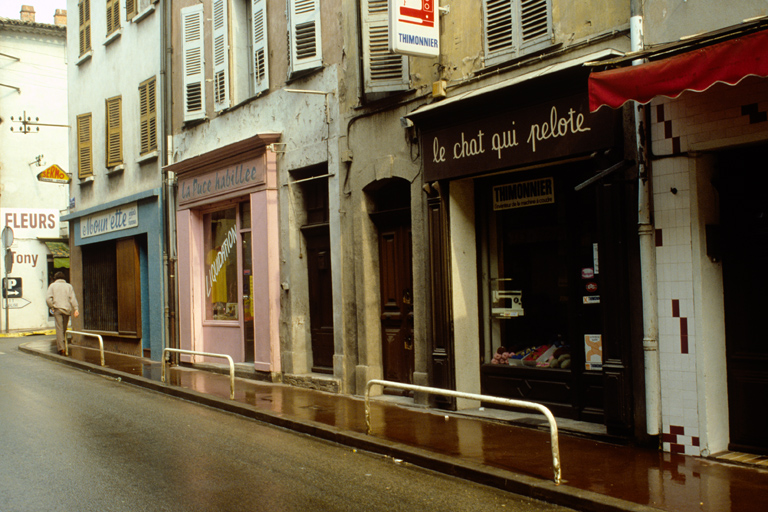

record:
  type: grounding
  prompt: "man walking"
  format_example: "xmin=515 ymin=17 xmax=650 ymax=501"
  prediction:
xmin=46 ymin=272 xmax=79 ymax=355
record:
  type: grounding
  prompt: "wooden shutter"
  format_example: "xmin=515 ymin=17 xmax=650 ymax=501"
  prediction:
xmin=362 ymin=0 xmax=408 ymax=93
xmin=212 ymin=0 xmax=230 ymax=111
xmin=520 ymin=0 xmax=551 ymax=50
xmin=78 ymin=0 xmax=91 ymax=56
xmin=182 ymin=4 xmax=206 ymax=121
xmin=484 ymin=0 xmax=515 ymax=62
xmin=106 ymin=96 xmax=123 ymax=167
xmin=76 ymin=113 xmax=93 ymax=178
xmin=126 ymin=0 xmax=137 ymax=21
xmin=106 ymin=0 xmax=120 ymax=35
xmin=116 ymin=238 xmax=141 ymax=336
xmin=139 ymin=77 xmax=157 ymax=155
xmin=289 ymin=0 xmax=322 ymax=74
xmin=251 ymin=0 xmax=269 ymax=94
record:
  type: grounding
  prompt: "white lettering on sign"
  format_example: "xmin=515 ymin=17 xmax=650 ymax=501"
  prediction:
xmin=205 ymin=226 xmax=237 ymax=298
xmin=81 ymin=203 xmax=139 ymax=238
xmin=491 ymin=124 xmax=519 ymax=159
xmin=527 ymin=107 xmax=591 ymax=153
xmin=452 ymin=130 xmax=485 ymax=160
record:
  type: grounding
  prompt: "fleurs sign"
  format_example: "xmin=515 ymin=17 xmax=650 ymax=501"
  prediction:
xmin=422 ymin=93 xmax=618 ymax=181
xmin=389 ymin=0 xmax=439 ymax=58
xmin=178 ymin=157 xmax=265 ymax=206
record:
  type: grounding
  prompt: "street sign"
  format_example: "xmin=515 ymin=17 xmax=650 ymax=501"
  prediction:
xmin=2 ymin=277 xmax=21 ymax=298
xmin=3 ymin=297 xmax=30 ymax=309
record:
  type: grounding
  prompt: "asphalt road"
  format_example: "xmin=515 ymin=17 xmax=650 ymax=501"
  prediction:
xmin=0 ymin=336 xmax=575 ymax=512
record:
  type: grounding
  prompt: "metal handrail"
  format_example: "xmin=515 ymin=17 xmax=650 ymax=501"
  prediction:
xmin=65 ymin=330 xmax=105 ymax=366
xmin=162 ymin=348 xmax=235 ymax=400
xmin=365 ymin=379 xmax=562 ymax=485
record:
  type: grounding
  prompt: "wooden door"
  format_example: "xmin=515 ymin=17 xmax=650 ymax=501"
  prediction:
xmin=720 ymin=146 xmax=768 ymax=454
xmin=305 ymin=226 xmax=334 ymax=373
xmin=379 ymin=224 xmax=414 ymax=384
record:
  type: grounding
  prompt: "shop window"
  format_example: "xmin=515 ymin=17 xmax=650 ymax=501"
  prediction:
xmin=204 ymin=207 xmax=239 ymax=320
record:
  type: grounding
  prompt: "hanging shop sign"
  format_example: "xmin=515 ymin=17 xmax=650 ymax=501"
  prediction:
xmin=389 ymin=0 xmax=439 ymax=58
xmin=80 ymin=202 xmax=138 ymax=238
xmin=422 ymin=93 xmax=618 ymax=181
xmin=177 ymin=157 xmax=266 ymax=207
xmin=1 ymin=208 xmax=59 ymax=238
xmin=36 ymin=164 xmax=70 ymax=184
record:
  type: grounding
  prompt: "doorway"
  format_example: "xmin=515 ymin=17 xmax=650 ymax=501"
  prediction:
xmin=717 ymin=144 xmax=768 ymax=454
xmin=369 ymin=179 xmax=414 ymax=385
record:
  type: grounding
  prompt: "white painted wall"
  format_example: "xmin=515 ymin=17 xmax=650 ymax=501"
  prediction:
xmin=0 ymin=19 xmax=68 ymax=330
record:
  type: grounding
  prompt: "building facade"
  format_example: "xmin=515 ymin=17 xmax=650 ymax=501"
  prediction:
xmin=63 ymin=0 xmax=169 ymax=358
xmin=0 ymin=6 xmax=69 ymax=332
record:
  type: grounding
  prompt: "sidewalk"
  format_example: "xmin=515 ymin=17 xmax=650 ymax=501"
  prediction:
xmin=19 ymin=336 xmax=768 ymax=512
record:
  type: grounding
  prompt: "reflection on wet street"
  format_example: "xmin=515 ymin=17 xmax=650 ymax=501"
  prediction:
xmin=53 ymin=342 xmax=768 ymax=511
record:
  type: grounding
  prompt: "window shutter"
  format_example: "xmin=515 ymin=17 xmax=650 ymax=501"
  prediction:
xmin=77 ymin=113 xmax=93 ymax=178
xmin=126 ymin=0 xmax=137 ymax=21
xmin=106 ymin=96 xmax=123 ymax=167
xmin=106 ymin=0 xmax=120 ymax=35
xmin=139 ymin=77 xmax=157 ymax=155
xmin=212 ymin=0 xmax=230 ymax=111
xmin=78 ymin=0 xmax=91 ymax=56
xmin=484 ymin=0 xmax=515 ymax=62
xmin=251 ymin=0 xmax=269 ymax=94
xmin=520 ymin=0 xmax=551 ymax=50
xmin=288 ymin=0 xmax=322 ymax=74
xmin=182 ymin=4 xmax=206 ymax=122
xmin=362 ymin=0 xmax=408 ymax=93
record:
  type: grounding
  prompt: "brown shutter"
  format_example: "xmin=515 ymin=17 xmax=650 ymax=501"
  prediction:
xmin=76 ymin=113 xmax=93 ymax=178
xmin=78 ymin=0 xmax=91 ymax=56
xmin=139 ymin=77 xmax=157 ymax=155
xmin=116 ymin=238 xmax=141 ymax=336
xmin=106 ymin=96 xmax=123 ymax=167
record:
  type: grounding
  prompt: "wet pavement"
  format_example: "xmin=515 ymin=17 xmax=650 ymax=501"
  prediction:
xmin=17 ymin=336 xmax=768 ymax=512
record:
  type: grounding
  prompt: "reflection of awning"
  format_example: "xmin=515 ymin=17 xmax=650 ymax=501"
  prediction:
xmin=44 ymin=241 xmax=70 ymax=269
xmin=588 ymin=29 xmax=768 ymax=111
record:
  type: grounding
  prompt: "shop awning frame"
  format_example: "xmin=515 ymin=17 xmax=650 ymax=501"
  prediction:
xmin=588 ymin=24 xmax=768 ymax=112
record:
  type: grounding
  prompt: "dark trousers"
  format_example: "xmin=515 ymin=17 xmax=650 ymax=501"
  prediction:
xmin=53 ymin=310 xmax=70 ymax=353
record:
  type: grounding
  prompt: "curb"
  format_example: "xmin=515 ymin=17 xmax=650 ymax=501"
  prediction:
xmin=19 ymin=341 xmax=663 ymax=512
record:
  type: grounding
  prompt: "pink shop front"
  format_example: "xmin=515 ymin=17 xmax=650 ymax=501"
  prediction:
xmin=168 ymin=134 xmax=281 ymax=372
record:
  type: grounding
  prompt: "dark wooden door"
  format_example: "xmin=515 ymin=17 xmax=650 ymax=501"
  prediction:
xmin=720 ymin=146 xmax=768 ymax=454
xmin=305 ymin=226 xmax=334 ymax=373
xmin=379 ymin=224 xmax=414 ymax=384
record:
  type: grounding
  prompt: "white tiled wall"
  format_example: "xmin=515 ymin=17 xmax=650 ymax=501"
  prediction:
xmin=649 ymin=76 xmax=768 ymax=455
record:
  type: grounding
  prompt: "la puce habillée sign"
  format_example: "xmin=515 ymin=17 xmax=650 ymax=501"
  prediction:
xmin=177 ymin=157 xmax=266 ymax=206
xmin=422 ymin=93 xmax=618 ymax=181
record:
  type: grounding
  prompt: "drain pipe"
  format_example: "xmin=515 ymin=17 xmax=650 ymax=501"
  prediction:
xmin=631 ymin=1 xmax=661 ymax=437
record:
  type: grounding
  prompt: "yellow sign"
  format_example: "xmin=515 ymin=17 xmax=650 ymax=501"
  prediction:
xmin=37 ymin=164 xmax=70 ymax=184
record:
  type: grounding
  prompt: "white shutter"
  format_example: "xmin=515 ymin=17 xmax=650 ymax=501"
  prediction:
xmin=212 ymin=0 xmax=230 ymax=111
xmin=289 ymin=0 xmax=322 ymax=74
xmin=252 ymin=0 xmax=269 ymax=94
xmin=483 ymin=0 xmax=516 ymax=64
xmin=362 ymin=0 xmax=408 ymax=93
xmin=520 ymin=0 xmax=552 ymax=51
xmin=182 ymin=4 xmax=205 ymax=122
xmin=484 ymin=0 xmax=552 ymax=66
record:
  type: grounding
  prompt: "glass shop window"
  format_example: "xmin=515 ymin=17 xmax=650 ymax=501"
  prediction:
xmin=204 ymin=207 xmax=239 ymax=320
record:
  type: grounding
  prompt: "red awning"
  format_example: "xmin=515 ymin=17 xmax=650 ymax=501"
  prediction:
xmin=588 ymin=29 xmax=768 ymax=111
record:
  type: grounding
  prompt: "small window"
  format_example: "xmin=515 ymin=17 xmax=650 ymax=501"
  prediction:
xmin=483 ymin=0 xmax=552 ymax=67
xmin=139 ymin=77 xmax=157 ymax=155
xmin=106 ymin=96 xmax=123 ymax=167
xmin=106 ymin=0 xmax=121 ymax=36
xmin=78 ymin=0 xmax=92 ymax=57
xmin=77 ymin=113 xmax=93 ymax=178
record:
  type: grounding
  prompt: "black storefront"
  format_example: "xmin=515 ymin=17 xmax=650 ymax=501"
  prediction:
xmin=411 ymin=71 xmax=644 ymax=436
